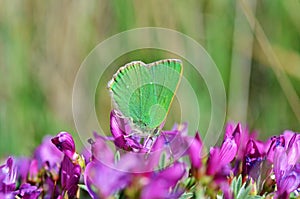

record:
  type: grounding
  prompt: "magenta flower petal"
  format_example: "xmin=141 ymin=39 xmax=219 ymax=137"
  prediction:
xmin=283 ymin=130 xmax=296 ymax=148
xmin=219 ymin=137 xmax=237 ymax=165
xmin=243 ymin=139 xmax=263 ymax=180
xmin=0 ymin=157 xmax=17 ymax=194
xmin=60 ymin=156 xmax=81 ymax=198
xmin=160 ymin=123 xmax=189 ymax=159
xmin=110 ymin=110 xmax=127 ymax=138
xmin=28 ymin=159 xmax=39 ymax=182
xmin=285 ymin=132 xmax=300 ymax=165
xmin=84 ymin=161 xmax=129 ymax=199
xmin=207 ymin=147 xmax=221 ymax=175
xmin=91 ymin=137 xmax=114 ymax=165
xmin=15 ymin=157 xmax=31 ymax=183
xmin=266 ymin=135 xmax=285 ymax=163
xmin=225 ymin=123 xmax=259 ymax=161
xmin=17 ymin=183 xmax=41 ymax=199
xmin=110 ymin=110 xmax=143 ymax=151
xmin=157 ymin=162 xmax=186 ymax=182
xmin=141 ymin=178 xmax=184 ymax=199
xmin=81 ymin=147 xmax=92 ymax=165
xmin=186 ymin=132 xmax=203 ymax=169
xmin=43 ymin=174 xmax=59 ymax=199
xmin=116 ymin=150 xmax=163 ymax=173
xmin=207 ymin=137 xmax=237 ymax=175
xmin=141 ymin=162 xmax=186 ymax=199
xmin=273 ymin=143 xmax=300 ymax=197
xmin=277 ymin=170 xmax=300 ymax=196
xmin=274 ymin=146 xmax=288 ymax=180
xmin=219 ymin=183 xmax=233 ymax=199
xmin=34 ymin=136 xmax=63 ymax=169
xmin=51 ymin=132 xmax=77 ymax=161
xmin=225 ymin=123 xmax=241 ymax=144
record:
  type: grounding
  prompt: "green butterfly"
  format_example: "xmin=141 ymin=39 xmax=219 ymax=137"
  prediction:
xmin=108 ymin=59 xmax=183 ymax=132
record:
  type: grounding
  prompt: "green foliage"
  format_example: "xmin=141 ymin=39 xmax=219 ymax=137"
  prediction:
xmin=230 ymin=175 xmax=264 ymax=199
xmin=114 ymin=150 xmax=121 ymax=164
xmin=179 ymin=192 xmax=195 ymax=199
xmin=158 ymin=151 xmax=168 ymax=170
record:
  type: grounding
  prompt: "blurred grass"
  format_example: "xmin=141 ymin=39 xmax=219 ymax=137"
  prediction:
xmin=0 ymin=0 xmax=300 ymax=156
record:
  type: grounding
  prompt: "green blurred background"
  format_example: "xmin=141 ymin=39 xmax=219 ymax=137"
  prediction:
xmin=1 ymin=0 xmax=300 ymax=157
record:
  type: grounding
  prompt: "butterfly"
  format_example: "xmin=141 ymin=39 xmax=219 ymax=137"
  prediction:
xmin=107 ymin=59 xmax=183 ymax=134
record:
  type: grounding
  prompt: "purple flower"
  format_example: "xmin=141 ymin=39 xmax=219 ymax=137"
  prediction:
xmin=285 ymin=132 xmax=300 ymax=165
xmin=34 ymin=136 xmax=63 ymax=169
xmin=109 ymin=110 xmax=192 ymax=170
xmin=273 ymin=145 xmax=300 ymax=197
xmin=81 ymin=147 xmax=92 ymax=165
xmin=42 ymin=174 xmax=59 ymax=199
xmin=85 ymin=135 xmax=131 ymax=198
xmin=28 ymin=159 xmax=39 ymax=182
xmin=27 ymin=156 xmax=60 ymax=199
xmin=207 ymin=137 xmax=237 ymax=175
xmin=0 ymin=193 xmax=15 ymax=199
xmin=140 ymin=162 xmax=186 ymax=199
xmin=84 ymin=160 xmax=130 ymax=199
xmin=225 ymin=123 xmax=257 ymax=160
xmin=84 ymin=133 xmax=176 ymax=198
xmin=186 ymin=132 xmax=203 ymax=170
xmin=51 ymin=131 xmax=77 ymax=161
xmin=14 ymin=157 xmax=31 ymax=183
xmin=267 ymin=135 xmax=285 ymax=163
xmin=243 ymin=139 xmax=263 ymax=180
xmin=276 ymin=170 xmax=300 ymax=198
xmin=225 ymin=123 xmax=242 ymax=144
xmin=160 ymin=123 xmax=189 ymax=160
xmin=219 ymin=182 xmax=233 ymax=199
xmin=266 ymin=131 xmax=300 ymax=164
xmin=50 ymin=132 xmax=82 ymax=198
xmin=60 ymin=156 xmax=81 ymax=198
xmin=92 ymin=119 xmax=178 ymax=172
xmin=93 ymin=132 xmax=153 ymax=169
xmin=0 ymin=157 xmax=17 ymax=194
xmin=263 ymin=131 xmax=300 ymax=197
xmin=110 ymin=110 xmax=143 ymax=151
xmin=16 ymin=183 xmax=41 ymax=199
xmin=90 ymin=136 xmax=115 ymax=165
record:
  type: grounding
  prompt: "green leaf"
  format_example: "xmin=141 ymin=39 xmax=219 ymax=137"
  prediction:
xmin=230 ymin=175 xmax=265 ymax=199
xmin=78 ymin=184 xmax=88 ymax=192
xmin=114 ymin=150 xmax=120 ymax=163
xmin=195 ymin=187 xmax=206 ymax=199
xmin=217 ymin=194 xmax=224 ymax=199
xmin=249 ymin=196 xmax=264 ymax=199
xmin=236 ymin=183 xmax=251 ymax=199
xmin=236 ymin=175 xmax=242 ymax=196
xmin=179 ymin=192 xmax=194 ymax=199
xmin=158 ymin=151 xmax=167 ymax=170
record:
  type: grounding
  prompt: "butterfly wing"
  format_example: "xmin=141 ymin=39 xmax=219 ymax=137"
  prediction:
xmin=147 ymin=59 xmax=183 ymax=128
xmin=108 ymin=59 xmax=183 ymax=130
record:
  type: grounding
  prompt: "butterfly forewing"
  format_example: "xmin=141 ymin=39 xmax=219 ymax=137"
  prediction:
xmin=108 ymin=59 xmax=183 ymax=130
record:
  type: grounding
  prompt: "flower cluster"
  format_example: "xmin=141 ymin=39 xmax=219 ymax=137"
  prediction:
xmin=1 ymin=110 xmax=300 ymax=199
